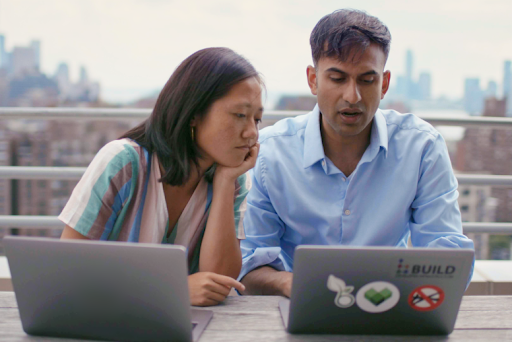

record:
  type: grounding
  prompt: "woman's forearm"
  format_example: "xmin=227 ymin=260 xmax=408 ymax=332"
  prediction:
xmin=199 ymin=178 xmax=242 ymax=279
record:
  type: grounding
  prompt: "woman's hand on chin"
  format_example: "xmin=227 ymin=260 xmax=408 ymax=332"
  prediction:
xmin=214 ymin=142 xmax=260 ymax=184
xmin=188 ymin=272 xmax=245 ymax=306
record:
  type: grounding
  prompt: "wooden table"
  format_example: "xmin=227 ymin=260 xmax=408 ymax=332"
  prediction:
xmin=1 ymin=293 xmax=511 ymax=341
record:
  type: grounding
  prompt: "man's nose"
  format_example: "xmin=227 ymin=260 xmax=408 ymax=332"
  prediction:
xmin=343 ymin=80 xmax=362 ymax=104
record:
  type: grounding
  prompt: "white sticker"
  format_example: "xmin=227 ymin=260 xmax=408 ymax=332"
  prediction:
xmin=355 ymin=281 xmax=400 ymax=313
xmin=326 ymin=275 xmax=355 ymax=308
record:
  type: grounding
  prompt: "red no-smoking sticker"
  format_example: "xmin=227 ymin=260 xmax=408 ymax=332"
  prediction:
xmin=408 ymin=285 xmax=445 ymax=312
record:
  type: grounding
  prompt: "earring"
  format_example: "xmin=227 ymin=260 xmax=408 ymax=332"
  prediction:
xmin=191 ymin=127 xmax=195 ymax=141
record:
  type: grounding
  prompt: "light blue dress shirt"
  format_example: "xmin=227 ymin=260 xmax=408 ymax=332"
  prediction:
xmin=240 ymin=105 xmax=474 ymax=282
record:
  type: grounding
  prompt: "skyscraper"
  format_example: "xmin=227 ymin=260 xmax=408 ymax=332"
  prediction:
xmin=11 ymin=47 xmax=37 ymax=76
xmin=0 ymin=35 xmax=5 ymax=69
xmin=54 ymin=62 xmax=70 ymax=98
xmin=464 ymin=78 xmax=484 ymax=115
xmin=504 ymin=61 xmax=512 ymax=116
xmin=30 ymin=40 xmax=41 ymax=71
xmin=418 ymin=72 xmax=431 ymax=101
xmin=485 ymin=80 xmax=497 ymax=98
xmin=405 ymin=50 xmax=413 ymax=99
xmin=79 ymin=66 xmax=88 ymax=84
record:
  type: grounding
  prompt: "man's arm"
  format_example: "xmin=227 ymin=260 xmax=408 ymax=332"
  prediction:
xmin=410 ymin=133 xmax=474 ymax=287
xmin=238 ymin=151 xmax=290 ymax=293
xmin=410 ymin=133 xmax=473 ymax=249
xmin=240 ymin=266 xmax=293 ymax=297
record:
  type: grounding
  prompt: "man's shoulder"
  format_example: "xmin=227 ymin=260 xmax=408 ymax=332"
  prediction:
xmin=380 ymin=109 xmax=440 ymax=139
xmin=259 ymin=112 xmax=310 ymax=144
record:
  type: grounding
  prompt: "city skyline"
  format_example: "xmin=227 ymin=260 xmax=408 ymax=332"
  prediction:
xmin=0 ymin=0 xmax=511 ymax=103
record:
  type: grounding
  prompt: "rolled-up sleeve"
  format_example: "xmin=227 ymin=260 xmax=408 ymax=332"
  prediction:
xmin=238 ymin=154 xmax=287 ymax=281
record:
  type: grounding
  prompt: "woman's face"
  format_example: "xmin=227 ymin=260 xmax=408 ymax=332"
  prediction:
xmin=193 ymin=77 xmax=263 ymax=168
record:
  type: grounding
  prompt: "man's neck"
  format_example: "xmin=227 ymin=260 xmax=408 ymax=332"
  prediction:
xmin=321 ymin=117 xmax=372 ymax=177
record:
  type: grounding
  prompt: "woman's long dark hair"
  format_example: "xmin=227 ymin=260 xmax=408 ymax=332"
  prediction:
xmin=120 ymin=47 xmax=260 ymax=186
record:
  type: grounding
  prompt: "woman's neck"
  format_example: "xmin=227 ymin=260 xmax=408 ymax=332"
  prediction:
xmin=160 ymin=158 xmax=211 ymax=194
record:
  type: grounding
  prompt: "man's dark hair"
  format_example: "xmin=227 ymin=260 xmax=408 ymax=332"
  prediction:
xmin=120 ymin=47 xmax=260 ymax=186
xmin=310 ymin=9 xmax=391 ymax=66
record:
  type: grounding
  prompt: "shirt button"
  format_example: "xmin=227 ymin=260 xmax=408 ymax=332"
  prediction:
xmin=342 ymin=177 xmax=346 ymax=182
xmin=345 ymin=210 xmax=351 ymax=216
xmin=322 ymin=160 xmax=326 ymax=166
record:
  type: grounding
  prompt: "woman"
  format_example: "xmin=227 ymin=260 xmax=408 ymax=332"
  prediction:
xmin=59 ymin=47 xmax=263 ymax=306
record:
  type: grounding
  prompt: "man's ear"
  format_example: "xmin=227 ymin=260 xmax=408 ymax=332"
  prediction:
xmin=307 ymin=65 xmax=318 ymax=96
xmin=381 ymin=70 xmax=391 ymax=99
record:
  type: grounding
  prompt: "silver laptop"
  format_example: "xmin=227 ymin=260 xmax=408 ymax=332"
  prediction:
xmin=4 ymin=236 xmax=212 ymax=342
xmin=279 ymin=246 xmax=474 ymax=335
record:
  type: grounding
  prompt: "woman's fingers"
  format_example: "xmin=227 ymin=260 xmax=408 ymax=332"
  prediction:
xmin=210 ymin=273 xmax=246 ymax=293
xmin=240 ymin=142 xmax=260 ymax=170
xmin=188 ymin=272 xmax=244 ymax=306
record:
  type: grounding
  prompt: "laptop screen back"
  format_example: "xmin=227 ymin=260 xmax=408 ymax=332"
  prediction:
xmin=288 ymin=246 xmax=474 ymax=335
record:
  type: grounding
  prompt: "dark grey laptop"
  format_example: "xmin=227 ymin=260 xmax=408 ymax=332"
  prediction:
xmin=279 ymin=246 xmax=474 ymax=335
xmin=4 ymin=236 xmax=212 ymax=342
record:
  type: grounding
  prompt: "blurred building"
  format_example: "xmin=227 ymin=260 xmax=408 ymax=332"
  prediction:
xmin=0 ymin=119 xmax=138 ymax=241
xmin=457 ymin=178 xmax=498 ymax=259
xmin=463 ymin=78 xmax=484 ymax=115
xmin=405 ymin=49 xmax=414 ymax=100
xmin=417 ymin=72 xmax=431 ymax=101
xmin=275 ymin=95 xmax=316 ymax=111
xmin=455 ymin=97 xmax=512 ymax=259
xmin=11 ymin=47 xmax=38 ymax=76
xmin=0 ymin=124 xmax=13 ymax=254
xmin=53 ymin=64 xmax=100 ymax=103
xmin=486 ymin=80 xmax=497 ymax=98
xmin=0 ymin=35 xmax=7 ymax=69
xmin=388 ymin=50 xmax=432 ymax=103
xmin=504 ymin=60 xmax=512 ymax=116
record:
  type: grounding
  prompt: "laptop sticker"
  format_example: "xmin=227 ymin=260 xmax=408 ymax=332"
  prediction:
xmin=395 ymin=258 xmax=458 ymax=279
xmin=326 ymin=275 xmax=355 ymax=308
xmin=408 ymin=285 xmax=445 ymax=311
xmin=355 ymin=281 xmax=400 ymax=313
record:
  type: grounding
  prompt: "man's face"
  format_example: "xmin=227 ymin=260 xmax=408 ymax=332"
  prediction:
xmin=307 ymin=44 xmax=390 ymax=140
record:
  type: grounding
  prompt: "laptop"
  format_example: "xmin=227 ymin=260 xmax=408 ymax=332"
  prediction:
xmin=279 ymin=246 xmax=474 ymax=335
xmin=3 ymin=236 xmax=213 ymax=342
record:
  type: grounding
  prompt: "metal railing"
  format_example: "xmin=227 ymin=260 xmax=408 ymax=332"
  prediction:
xmin=0 ymin=107 xmax=511 ymax=234
xmin=1 ymin=107 xmax=512 ymax=129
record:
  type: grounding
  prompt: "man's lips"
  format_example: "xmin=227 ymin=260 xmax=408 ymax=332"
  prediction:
xmin=339 ymin=108 xmax=363 ymax=116
xmin=338 ymin=109 xmax=363 ymax=123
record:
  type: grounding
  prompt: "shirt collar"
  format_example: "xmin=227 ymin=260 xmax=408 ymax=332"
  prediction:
xmin=303 ymin=106 xmax=389 ymax=169
xmin=367 ymin=109 xmax=389 ymax=161
xmin=303 ymin=104 xmax=326 ymax=169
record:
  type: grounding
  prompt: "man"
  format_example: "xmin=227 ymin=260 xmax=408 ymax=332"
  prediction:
xmin=239 ymin=9 xmax=474 ymax=297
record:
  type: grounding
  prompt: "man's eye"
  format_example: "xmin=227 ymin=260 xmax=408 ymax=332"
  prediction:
xmin=235 ymin=113 xmax=246 ymax=118
xmin=255 ymin=118 xmax=262 ymax=125
xmin=330 ymin=77 xmax=345 ymax=82
xmin=361 ymin=78 xmax=375 ymax=84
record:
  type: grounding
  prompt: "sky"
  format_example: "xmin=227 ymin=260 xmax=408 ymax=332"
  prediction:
xmin=1 ymin=0 xmax=511 ymax=104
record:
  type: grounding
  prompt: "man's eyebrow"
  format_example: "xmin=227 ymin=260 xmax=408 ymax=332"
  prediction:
xmin=359 ymin=70 xmax=378 ymax=77
xmin=325 ymin=67 xmax=346 ymax=74
xmin=325 ymin=68 xmax=378 ymax=77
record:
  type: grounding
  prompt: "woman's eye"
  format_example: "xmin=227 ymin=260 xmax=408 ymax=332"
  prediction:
xmin=255 ymin=118 xmax=262 ymax=125
xmin=235 ymin=113 xmax=246 ymax=118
